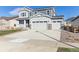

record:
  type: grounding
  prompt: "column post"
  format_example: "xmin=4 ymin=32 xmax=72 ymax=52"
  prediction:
xmin=24 ymin=20 xmax=26 ymax=28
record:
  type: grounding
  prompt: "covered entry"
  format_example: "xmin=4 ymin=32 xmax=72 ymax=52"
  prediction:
xmin=16 ymin=18 xmax=30 ymax=28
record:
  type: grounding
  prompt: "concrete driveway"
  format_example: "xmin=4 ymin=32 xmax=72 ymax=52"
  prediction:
xmin=0 ymin=30 xmax=61 ymax=52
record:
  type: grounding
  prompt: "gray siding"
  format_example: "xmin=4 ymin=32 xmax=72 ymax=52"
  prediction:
xmin=71 ymin=18 xmax=79 ymax=26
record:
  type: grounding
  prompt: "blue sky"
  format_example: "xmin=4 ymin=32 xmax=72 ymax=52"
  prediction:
xmin=0 ymin=6 xmax=79 ymax=20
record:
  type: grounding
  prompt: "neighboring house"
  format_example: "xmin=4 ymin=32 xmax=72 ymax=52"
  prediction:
xmin=0 ymin=7 xmax=64 ymax=30
xmin=64 ymin=16 xmax=79 ymax=32
xmin=64 ymin=17 xmax=76 ymax=27
xmin=65 ymin=16 xmax=79 ymax=27
xmin=0 ymin=16 xmax=18 ymax=30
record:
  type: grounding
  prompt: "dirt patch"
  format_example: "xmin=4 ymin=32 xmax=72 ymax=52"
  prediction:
xmin=61 ymin=30 xmax=79 ymax=43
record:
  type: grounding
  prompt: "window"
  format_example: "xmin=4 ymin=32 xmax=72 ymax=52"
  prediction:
xmin=21 ymin=13 xmax=26 ymax=17
xmin=30 ymin=12 xmax=31 ymax=16
xmin=32 ymin=21 xmax=48 ymax=23
xmin=32 ymin=21 xmax=35 ymax=23
xmin=36 ymin=21 xmax=39 ymax=23
xmin=44 ymin=21 xmax=47 ymax=23
xmin=40 ymin=21 xmax=43 ymax=23
xmin=21 ymin=13 xmax=24 ymax=16
xmin=35 ymin=11 xmax=37 ymax=14
xmin=57 ymin=21 xmax=62 ymax=23
xmin=24 ymin=13 xmax=26 ymax=16
xmin=19 ymin=20 xmax=24 ymax=24
xmin=47 ymin=10 xmax=50 ymax=15
xmin=53 ymin=21 xmax=56 ymax=23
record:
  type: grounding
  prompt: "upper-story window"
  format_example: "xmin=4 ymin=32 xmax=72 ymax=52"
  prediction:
xmin=30 ymin=12 xmax=32 ymax=16
xmin=35 ymin=11 xmax=37 ymax=14
xmin=57 ymin=21 xmax=62 ymax=23
xmin=21 ymin=12 xmax=26 ymax=17
xmin=47 ymin=10 xmax=50 ymax=15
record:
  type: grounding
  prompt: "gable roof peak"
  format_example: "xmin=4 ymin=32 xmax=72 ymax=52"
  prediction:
xmin=19 ymin=7 xmax=32 ymax=12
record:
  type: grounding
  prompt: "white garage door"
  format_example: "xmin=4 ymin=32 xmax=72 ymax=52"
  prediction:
xmin=31 ymin=23 xmax=47 ymax=30
xmin=30 ymin=16 xmax=51 ymax=30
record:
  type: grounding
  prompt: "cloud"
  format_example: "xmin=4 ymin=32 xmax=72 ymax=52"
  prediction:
xmin=9 ymin=8 xmax=21 ymax=15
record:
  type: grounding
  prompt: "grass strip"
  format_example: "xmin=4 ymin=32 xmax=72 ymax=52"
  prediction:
xmin=57 ymin=47 xmax=79 ymax=52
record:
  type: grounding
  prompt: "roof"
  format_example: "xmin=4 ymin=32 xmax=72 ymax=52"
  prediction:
xmin=66 ymin=16 xmax=79 ymax=26
xmin=16 ymin=18 xmax=29 ymax=20
xmin=33 ymin=7 xmax=56 ymax=14
xmin=0 ymin=16 xmax=18 ymax=21
xmin=34 ymin=7 xmax=55 ymax=11
xmin=66 ymin=17 xmax=76 ymax=22
xmin=19 ymin=7 xmax=32 ymax=12
xmin=66 ymin=16 xmax=79 ymax=22
xmin=51 ymin=15 xmax=64 ymax=19
xmin=30 ymin=12 xmax=52 ymax=19
xmin=30 ymin=12 xmax=64 ymax=20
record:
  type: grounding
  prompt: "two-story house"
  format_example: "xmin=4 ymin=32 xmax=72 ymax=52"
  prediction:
xmin=15 ymin=7 xmax=64 ymax=30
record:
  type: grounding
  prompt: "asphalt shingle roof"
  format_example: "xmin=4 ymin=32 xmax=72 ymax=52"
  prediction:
xmin=0 ymin=16 xmax=18 ymax=21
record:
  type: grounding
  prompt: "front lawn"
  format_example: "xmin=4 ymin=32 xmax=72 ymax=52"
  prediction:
xmin=0 ymin=29 xmax=22 ymax=36
xmin=57 ymin=47 xmax=79 ymax=52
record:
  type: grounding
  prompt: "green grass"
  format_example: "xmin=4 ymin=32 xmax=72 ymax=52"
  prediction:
xmin=0 ymin=29 xmax=22 ymax=36
xmin=57 ymin=47 xmax=79 ymax=52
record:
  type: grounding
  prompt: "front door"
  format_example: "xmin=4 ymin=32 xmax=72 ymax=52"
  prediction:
xmin=26 ymin=20 xmax=30 ymax=27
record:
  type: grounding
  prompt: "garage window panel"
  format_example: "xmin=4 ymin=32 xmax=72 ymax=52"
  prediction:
xmin=53 ymin=21 xmax=56 ymax=23
xmin=32 ymin=21 xmax=48 ymax=23
xmin=40 ymin=21 xmax=43 ymax=23
xmin=44 ymin=21 xmax=47 ymax=23
xmin=32 ymin=21 xmax=35 ymax=23
xmin=36 ymin=21 xmax=39 ymax=23
xmin=57 ymin=21 xmax=62 ymax=23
